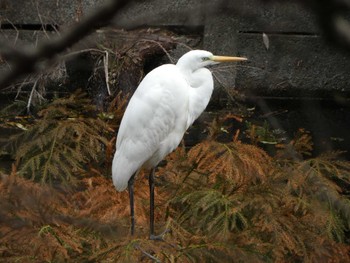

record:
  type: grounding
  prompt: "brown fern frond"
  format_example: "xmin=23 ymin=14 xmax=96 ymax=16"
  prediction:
xmin=276 ymin=128 xmax=314 ymax=160
xmin=164 ymin=135 xmax=350 ymax=262
xmin=0 ymin=173 xmax=84 ymax=262
xmin=308 ymin=151 xmax=350 ymax=184
xmin=105 ymin=90 xmax=129 ymax=131
xmin=205 ymin=112 xmax=243 ymax=140
xmin=188 ymin=140 xmax=271 ymax=188
xmin=292 ymin=128 xmax=314 ymax=156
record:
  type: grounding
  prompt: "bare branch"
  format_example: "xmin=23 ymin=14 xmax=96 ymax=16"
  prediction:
xmin=103 ymin=50 xmax=111 ymax=96
xmin=0 ymin=0 xmax=130 ymax=89
xmin=27 ymin=79 xmax=38 ymax=114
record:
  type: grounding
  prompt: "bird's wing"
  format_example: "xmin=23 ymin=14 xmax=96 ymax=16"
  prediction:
xmin=112 ymin=65 xmax=189 ymax=191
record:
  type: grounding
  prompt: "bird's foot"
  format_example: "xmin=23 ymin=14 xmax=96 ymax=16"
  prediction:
xmin=149 ymin=228 xmax=170 ymax=241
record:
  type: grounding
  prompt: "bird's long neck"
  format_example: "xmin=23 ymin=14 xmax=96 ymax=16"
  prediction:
xmin=182 ymin=67 xmax=214 ymax=128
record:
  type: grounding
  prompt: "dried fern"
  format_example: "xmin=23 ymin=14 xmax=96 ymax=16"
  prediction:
xmin=165 ymin=136 xmax=350 ymax=262
xmin=2 ymin=97 xmax=350 ymax=262
xmin=188 ymin=140 xmax=271 ymax=188
xmin=308 ymin=150 xmax=350 ymax=186
xmin=175 ymin=189 xmax=248 ymax=239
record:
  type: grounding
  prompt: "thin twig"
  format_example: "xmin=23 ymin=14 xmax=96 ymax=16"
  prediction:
xmin=0 ymin=0 xmax=131 ymax=89
xmin=63 ymin=48 xmax=106 ymax=58
xmin=36 ymin=2 xmax=51 ymax=40
xmin=14 ymin=77 xmax=30 ymax=99
xmin=141 ymin=39 xmax=175 ymax=63
xmin=134 ymin=244 xmax=161 ymax=263
xmin=104 ymin=50 xmax=111 ymax=96
xmin=27 ymin=78 xmax=38 ymax=114
xmin=3 ymin=19 xmax=20 ymax=46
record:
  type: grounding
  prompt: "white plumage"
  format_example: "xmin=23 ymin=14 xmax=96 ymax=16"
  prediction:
xmin=112 ymin=50 xmax=216 ymax=191
xmin=111 ymin=49 xmax=247 ymax=236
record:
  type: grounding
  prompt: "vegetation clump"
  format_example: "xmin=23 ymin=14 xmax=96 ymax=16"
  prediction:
xmin=0 ymin=92 xmax=349 ymax=262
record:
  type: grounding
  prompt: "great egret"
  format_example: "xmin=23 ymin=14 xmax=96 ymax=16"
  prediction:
xmin=112 ymin=50 xmax=247 ymax=239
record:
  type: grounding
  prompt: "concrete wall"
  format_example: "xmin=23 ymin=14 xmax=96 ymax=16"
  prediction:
xmin=1 ymin=0 xmax=349 ymax=98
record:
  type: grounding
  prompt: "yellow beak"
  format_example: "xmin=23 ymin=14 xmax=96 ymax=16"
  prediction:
xmin=211 ymin=55 xmax=248 ymax=62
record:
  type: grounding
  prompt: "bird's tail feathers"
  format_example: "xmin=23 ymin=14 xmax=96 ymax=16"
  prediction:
xmin=112 ymin=151 xmax=142 ymax=192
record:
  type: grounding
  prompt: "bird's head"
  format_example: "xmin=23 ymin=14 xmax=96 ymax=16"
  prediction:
xmin=176 ymin=50 xmax=247 ymax=71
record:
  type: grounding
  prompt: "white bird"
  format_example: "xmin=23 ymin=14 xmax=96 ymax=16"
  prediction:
xmin=112 ymin=50 xmax=247 ymax=239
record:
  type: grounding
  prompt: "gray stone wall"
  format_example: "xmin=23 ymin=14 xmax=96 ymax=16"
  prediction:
xmin=1 ymin=0 xmax=349 ymax=98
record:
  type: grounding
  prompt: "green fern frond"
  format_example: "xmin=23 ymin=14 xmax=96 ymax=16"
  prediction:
xmin=8 ymin=91 xmax=113 ymax=185
xmin=165 ymin=137 xmax=350 ymax=262
xmin=324 ymin=207 xmax=347 ymax=242
xmin=174 ymin=188 xmax=248 ymax=240
xmin=307 ymin=151 xmax=350 ymax=185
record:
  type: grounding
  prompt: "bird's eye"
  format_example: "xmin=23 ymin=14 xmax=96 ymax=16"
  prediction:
xmin=201 ymin=57 xmax=210 ymax=61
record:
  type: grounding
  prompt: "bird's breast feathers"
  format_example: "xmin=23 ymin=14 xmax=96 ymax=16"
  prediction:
xmin=116 ymin=64 xmax=189 ymax=163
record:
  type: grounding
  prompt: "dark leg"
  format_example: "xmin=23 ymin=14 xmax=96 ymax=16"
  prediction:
xmin=128 ymin=173 xmax=136 ymax=235
xmin=149 ymin=168 xmax=156 ymax=237
xmin=149 ymin=168 xmax=170 ymax=240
